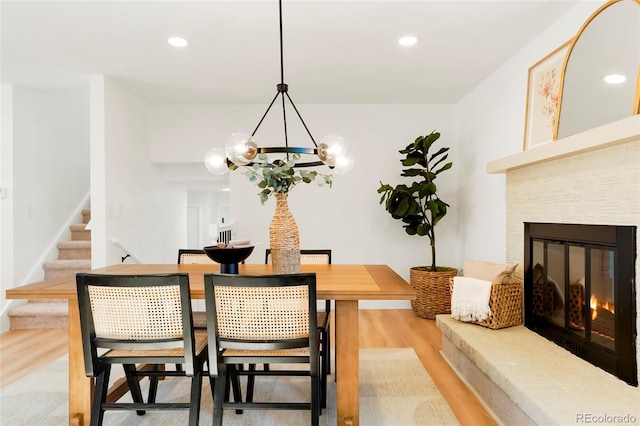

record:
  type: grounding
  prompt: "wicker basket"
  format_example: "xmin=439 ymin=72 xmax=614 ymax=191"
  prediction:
xmin=410 ymin=267 xmax=459 ymax=319
xmin=449 ymin=278 xmax=523 ymax=329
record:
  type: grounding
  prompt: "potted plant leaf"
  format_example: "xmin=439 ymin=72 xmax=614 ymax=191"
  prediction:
xmin=377 ymin=130 xmax=458 ymax=319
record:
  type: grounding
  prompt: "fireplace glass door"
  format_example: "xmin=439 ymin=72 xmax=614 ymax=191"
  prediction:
xmin=531 ymin=241 xmax=616 ymax=351
xmin=524 ymin=223 xmax=636 ymax=386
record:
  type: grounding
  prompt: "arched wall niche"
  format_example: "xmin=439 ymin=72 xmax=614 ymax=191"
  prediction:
xmin=555 ymin=0 xmax=640 ymax=140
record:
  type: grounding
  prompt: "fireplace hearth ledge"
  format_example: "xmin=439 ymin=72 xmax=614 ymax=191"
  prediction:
xmin=437 ymin=315 xmax=640 ymax=425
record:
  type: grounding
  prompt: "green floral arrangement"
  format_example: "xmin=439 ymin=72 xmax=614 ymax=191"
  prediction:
xmin=233 ymin=153 xmax=332 ymax=204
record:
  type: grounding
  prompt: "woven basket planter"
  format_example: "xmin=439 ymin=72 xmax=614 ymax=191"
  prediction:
xmin=269 ymin=193 xmax=300 ymax=274
xmin=410 ymin=267 xmax=458 ymax=319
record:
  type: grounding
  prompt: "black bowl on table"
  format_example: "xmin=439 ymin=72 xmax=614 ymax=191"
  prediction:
xmin=203 ymin=245 xmax=255 ymax=274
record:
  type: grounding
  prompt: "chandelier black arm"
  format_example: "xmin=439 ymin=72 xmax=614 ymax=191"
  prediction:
xmin=257 ymin=147 xmax=317 ymax=155
xmin=292 ymin=160 xmax=326 ymax=167
xmin=247 ymin=159 xmax=326 ymax=168
xmin=284 ymin=92 xmax=318 ymax=147
xmin=251 ymin=91 xmax=281 ymax=137
xmin=281 ymin=91 xmax=289 ymax=159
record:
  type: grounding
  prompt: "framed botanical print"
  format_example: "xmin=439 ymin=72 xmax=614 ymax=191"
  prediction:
xmin=523 ymin=40 xmax=571 ymax=150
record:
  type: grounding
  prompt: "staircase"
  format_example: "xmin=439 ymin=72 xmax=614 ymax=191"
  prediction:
xmin=8 ymin=209 xmax=92 ymax=329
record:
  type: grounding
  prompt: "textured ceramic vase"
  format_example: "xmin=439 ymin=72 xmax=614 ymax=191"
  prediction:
xmin=269 ymin=193 xmax=301 ymax=274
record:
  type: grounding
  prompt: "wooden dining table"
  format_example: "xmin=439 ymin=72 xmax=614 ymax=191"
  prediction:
xmin=6 ymin=263 xmax=415 ymax=426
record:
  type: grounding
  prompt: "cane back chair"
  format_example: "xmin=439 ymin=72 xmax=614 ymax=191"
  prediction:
xmin=177 ymin=248 xmax=216 ymax=265
xmin=75 ymin=273 xmax=209 ymax=426
xmin=204 ymin=273 xmax=321 ymax=426
xmin=266 ymin=248 xmax=332 ymax=407
xmin=177 ymin=249 xmax=216 ymax=329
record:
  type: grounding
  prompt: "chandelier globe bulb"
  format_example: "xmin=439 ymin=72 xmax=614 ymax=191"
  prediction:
xmin=225 ymin=132 xmax=258 ymax=166
xmin=318 ymin=134 xmax=349 ymax=167
xmin=333 ymin=151 xmax=354 ymax=175
xmin=204 ymin=147 xmax=230 ymax=175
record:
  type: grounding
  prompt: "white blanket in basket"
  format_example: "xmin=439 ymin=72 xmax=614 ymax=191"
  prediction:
xmin=451 ymin=276 xmax=492 ymax=322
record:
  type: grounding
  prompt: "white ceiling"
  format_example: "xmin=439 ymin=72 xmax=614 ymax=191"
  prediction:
xmin=1 ymin=1 xmax=579 ymax=105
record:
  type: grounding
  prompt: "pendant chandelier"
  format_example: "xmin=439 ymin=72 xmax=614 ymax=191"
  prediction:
xmin=204 ymin=0 xmax=354 ymax=176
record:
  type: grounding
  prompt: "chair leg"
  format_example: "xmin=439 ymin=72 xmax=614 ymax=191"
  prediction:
xmin=246 ymin=364 xmax=256 ymax=403
xmin=148 ymin=364 xmax=159 ymax=404
xmin=209 ymin=375 xmax=216 ymax=396
xmin=325 ymin=326 xmax=331 ymax=375
xmin=213 ymin=364 xmax=227 ymax=426
xmin=311 ymin=374 xmax=320 ymax=426
xmin=321 ymin=352 xmax=327 ymax=409
xmin=188 ymin=368 xmax=203 ymax=426
xmin=90 ymin=365 xmax=111 ymax=426
xmin=321 ymin=328 xmax=329 ymax=409
xmin=123 ymin=364 xmax=146 ymax=415
xmin=229 ymin=364 xmax=243 ymax=414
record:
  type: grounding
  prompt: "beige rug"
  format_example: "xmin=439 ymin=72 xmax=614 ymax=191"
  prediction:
xmin=0 ymin=348 xmax=459 ymax=425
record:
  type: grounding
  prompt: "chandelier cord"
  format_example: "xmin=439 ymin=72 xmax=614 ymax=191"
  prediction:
xmin=279 ymin=0 xmax=285 ymax=86
xmin=249 ymin=0 xmax=319 ymax=160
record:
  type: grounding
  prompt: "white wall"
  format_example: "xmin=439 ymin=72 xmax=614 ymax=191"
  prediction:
xmin=1 ymin=84 xmax=15 ymax=331
xmin=454 ymin=1 xmax=606 ymax=263
xmin=91 ymin=76 xmax=187 ymax=267
xmin=0 ymin=84 xmax=89 ymax=331
xmin=10 ymin=86 xmax=90 ymax=282
xmin=150 ymin=103 xmax=459 ymax=308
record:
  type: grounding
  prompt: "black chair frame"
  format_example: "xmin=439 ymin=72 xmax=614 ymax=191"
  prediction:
xmin=265 ymin=248 xmax=332 ymax=408
xmin=76 ymin=273 xmax=209 ymax=426
xmin=204 ymin=273 xmax=321 ymax=426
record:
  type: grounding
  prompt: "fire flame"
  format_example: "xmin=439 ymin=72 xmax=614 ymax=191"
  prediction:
xmin=590 ymin=295 xmax=615 ymax=321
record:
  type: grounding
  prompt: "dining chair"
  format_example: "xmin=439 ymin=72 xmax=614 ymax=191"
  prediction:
xmin=75 ymin=273 xmax=209 ymax=426
xmin=177 ymin=248 xmax=214 ymax=329
xmin=266 ymin=248 xmax=332 ymax=408
xmin=204 ymin=273 xmax=321 ymax=426
xmin=177 ymin=248 xmax=217 ymax=265
xmin=178 ymin=248 xmax=258 ymax=389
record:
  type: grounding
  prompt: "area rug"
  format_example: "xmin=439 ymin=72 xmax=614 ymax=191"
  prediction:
xmin=0 ymin=348 xmax=459 ymax=425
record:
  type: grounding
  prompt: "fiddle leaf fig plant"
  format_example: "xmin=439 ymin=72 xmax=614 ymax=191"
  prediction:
xmin=377 ymin=131 xmax=452 ymax=272
xmin=235 ymin=153 xmax=332 ymax=204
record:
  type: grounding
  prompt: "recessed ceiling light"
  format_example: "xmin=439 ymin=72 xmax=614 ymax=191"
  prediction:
xmin=398 ymin=36 xmax=418 ymax=46
xmin=168 ymin=37 xmax=188 ymax=48
xmin=220 ymin=188 xmax=231 ymax=192
xmin=603 ymin=74 xmax=626 ymax=84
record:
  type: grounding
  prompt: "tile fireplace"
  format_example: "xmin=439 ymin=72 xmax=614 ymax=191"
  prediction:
xmin=524 ymin=222 xmax=637 ymax=386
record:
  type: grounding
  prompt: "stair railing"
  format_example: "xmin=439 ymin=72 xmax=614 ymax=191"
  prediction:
xmin=217 ymin=222 xmax=236 ymax=246
xmin=109 ymin=238 xmax=142 ymax=263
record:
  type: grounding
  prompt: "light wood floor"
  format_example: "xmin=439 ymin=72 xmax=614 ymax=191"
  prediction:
xmin=0 ymin=309 xmax=497 ymax=425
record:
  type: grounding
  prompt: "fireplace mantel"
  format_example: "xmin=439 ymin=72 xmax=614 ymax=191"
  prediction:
xmin=487 ymin=115 xmax=640 ymax=174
